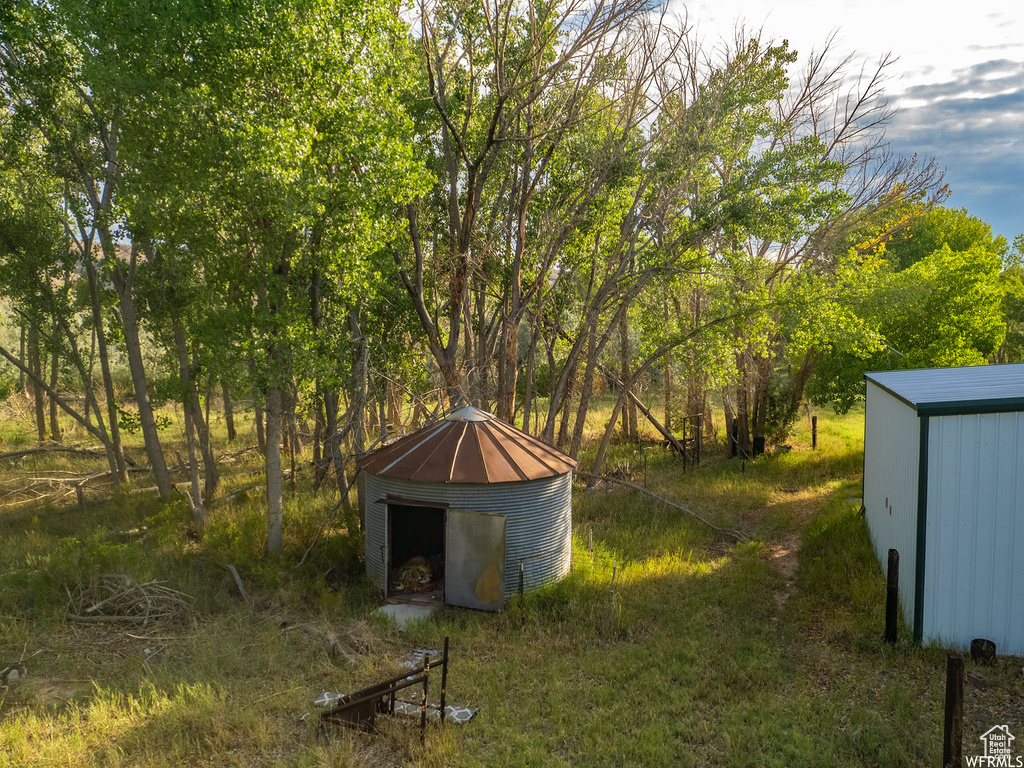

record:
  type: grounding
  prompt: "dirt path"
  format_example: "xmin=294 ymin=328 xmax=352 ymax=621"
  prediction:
xmin=766 ymin=532 xmax=802 ymax=613
xmin=748 ymin=490 xmax=829 ymax=616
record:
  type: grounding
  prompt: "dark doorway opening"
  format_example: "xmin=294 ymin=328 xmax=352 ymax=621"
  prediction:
xmin=387 ymin=504 xmax=445 ymax=597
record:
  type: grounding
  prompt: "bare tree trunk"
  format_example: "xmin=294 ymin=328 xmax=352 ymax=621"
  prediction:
xmin=569 ymin=304 xmax=629 ymax=459
xmin=730 ymin=346 xmax=751 ymax=457
xmin=285 ymin=381 xmax=302 ymax=458
xmin=53 ymin=316 xmax=116 ymax=473
xmin=254 ymin=405 xmax=266 ymax=455
xmin=568 ymin=317 xmax=599 ymax=458
xmin=313 ymin=390 xmax=324 ymax=473
xmin=618 ymin=313 xmax=638 ymax=441
xmin=172 ymin=311 xmax=207 ymax=530
xmin=197 ymin=375 xmax=219 ymax=499
xmin=221 ymin=380 xmax=237 ymax=442
xmin=751 ymin=353 xmax=772 ymax=448
xmin=265 ymin=385 xmax=283 ymax=553
xmin=555 ymin=369 xmax=576 ymax=452
xmin=387 ymin=379 xmax=401 ymax=431
xmin=378 ymin=393 xmax=387 ymax=443
xmin=315 ymin=388 xmax=335 ymax=489
xmin=473 ymin=273 xmax=488 ymax=408
xmin=662 ymin=293 xmax=674 ymax=435
xmin=722 ymin=387 xmax=736 ymax=454
xmin=411 ymin=400 xmax=427 ymax=428
xmin=735 ymin=377 xmax=751 ymax=457
xmin=19 ymin=325 xmax=26 ymax=395
xmin=785 ymin=350 xmax=821 ymax=435
xmin=520 ymin=313 xmax=541 ymax=434
xmin=84 ymin=327 xmax=96 ymax=422
xmin=591 ymin=386 xmax=629 ymax=483
xmin=48 ymin=326 xmax=61 ymax=442
xmin=540 ymin=335 xmax=561 ymax=444
xmin=664 ymin=351 xmax=673 ymax=435
xmin=28 ymin=323 xmax=46 ymax=442
xmin=348 ymin=309 xmax=367 ymax=459
xmin=113 ymin=257 xmax=172 ymax=496
xmin=84 ymin=259 xmax=128 ymax=484
xmin=249 ymin=357 xmax=266 ymax=455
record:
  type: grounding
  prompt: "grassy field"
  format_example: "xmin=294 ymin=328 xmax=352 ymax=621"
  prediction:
xmin=1 ymin=401 xmax=1021 ymax=767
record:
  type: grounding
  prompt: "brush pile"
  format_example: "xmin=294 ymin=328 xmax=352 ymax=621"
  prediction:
xmin=66 ymin=573 xmax=194 ymax=627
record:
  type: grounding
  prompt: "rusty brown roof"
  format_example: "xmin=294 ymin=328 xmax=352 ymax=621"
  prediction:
xmin=358 ymin=406 xmax=576 ymax=484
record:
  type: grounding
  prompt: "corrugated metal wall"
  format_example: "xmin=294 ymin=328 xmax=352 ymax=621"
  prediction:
xmin=923 ymin=411 xmax=1024 ymax=654
xmin=363 ymin=472 xmax=573 ymax=601
xmin=864 ymin=381 xmax=921 ymax=627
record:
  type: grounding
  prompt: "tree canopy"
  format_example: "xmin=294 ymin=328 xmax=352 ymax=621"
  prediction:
xmin=2 ymin=0 xmax=1018 ymax=544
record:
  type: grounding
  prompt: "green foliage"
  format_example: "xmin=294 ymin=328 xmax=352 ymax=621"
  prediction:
xmin=881 ymin=244 xmax=1005 ymax=366
xmin=883 ymin=206 xmax=1006 ymax=271
xmin=810 ymin=243 xmax=1007 ymax=412
xmin=116 ymin=405 xmax=171 ymax=435
xmin=0 ymin=367 xmax=15 ymax=401
xmin=999 ymin=263 xmax=1024 ymax=362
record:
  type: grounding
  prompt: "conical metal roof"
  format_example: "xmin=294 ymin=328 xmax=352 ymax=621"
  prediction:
xmin=358 ymin=406 xmax=576 ymax=484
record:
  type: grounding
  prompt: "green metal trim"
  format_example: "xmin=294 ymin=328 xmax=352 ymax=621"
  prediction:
xmin=916 ymin=400 xmax=1024 ymax=417
xmin=913 ymin=415 xmax=929 ymax=644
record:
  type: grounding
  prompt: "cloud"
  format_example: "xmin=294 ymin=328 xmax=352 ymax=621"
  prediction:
xmin=887 ymin=59 xmax=1024 ymax=239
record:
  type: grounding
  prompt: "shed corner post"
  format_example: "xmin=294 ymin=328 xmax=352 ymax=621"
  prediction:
xmin=913 ymin=414 xmax=930 ymax=645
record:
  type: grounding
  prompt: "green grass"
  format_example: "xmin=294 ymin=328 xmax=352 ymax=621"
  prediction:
xmin=1 ymin=403 xmax=1020 ymax=767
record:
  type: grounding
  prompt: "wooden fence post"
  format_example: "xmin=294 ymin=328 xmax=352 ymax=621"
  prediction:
xmin=439 ymin=637 xmax=449 ymax=725
xmin=943 ymin=653 xmax=964 ymax=768
xmin=420 ymin=652 xmax=431 ymax=740
xmin=885 ymin=549 xmax=899 ymax=644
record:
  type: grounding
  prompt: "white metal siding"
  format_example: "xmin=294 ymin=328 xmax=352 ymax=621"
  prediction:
xmin=923 ymin=411 xmax=1024 ymax=654
xmin=363 ymin=473 xmax=573 ymax=601
xmin=863 ymin=381 xmax=921 ymax=627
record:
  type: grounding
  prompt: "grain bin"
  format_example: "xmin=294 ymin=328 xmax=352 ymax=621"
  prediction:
xmin=358 ymin=406 xmax=576 ymax=611
xmin=863 ymin=364 xmax=1024 ymax=653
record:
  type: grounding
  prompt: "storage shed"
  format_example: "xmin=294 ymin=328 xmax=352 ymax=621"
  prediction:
xmin=863 ymin=364 xmax=1024 ymax=653
xmin=358 ymin=406 xmax=576 ymax=611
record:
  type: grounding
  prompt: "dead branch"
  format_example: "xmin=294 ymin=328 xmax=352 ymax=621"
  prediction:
xmin=0 ymin=445 xmax=109 ymax=461
xmin=65 ymin=573 xmax=194 ymax=627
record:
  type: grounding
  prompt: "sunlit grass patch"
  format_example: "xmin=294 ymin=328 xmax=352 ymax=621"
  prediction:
xmin=2 ymin=399 xmax=1018 ymax=767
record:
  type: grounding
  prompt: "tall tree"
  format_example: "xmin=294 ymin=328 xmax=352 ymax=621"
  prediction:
xmin=0 ymin=0 xmax=175 ymax=493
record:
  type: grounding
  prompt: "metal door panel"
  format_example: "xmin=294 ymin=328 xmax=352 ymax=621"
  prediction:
xmin=445 ymin=509 xmax=506 ymax=611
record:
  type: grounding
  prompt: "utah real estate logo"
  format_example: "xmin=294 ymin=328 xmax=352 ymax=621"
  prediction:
xmin=966 ymin=725 xmax=1022 ymax=767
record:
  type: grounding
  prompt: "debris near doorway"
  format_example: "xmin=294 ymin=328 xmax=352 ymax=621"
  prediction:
xmin=391 ymin=555 xmax=443 ymax=593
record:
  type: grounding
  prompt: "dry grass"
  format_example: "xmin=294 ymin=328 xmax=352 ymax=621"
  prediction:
xmin=1 ymin=401 xmax=1022 ymax=767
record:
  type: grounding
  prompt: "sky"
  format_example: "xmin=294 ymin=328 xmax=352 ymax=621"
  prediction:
xmin=670 ymin=0 xmax=1024 ymax=244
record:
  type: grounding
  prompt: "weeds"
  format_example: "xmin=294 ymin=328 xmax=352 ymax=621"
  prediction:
xmin=1 ymin=405 xmax=1020 ymax=767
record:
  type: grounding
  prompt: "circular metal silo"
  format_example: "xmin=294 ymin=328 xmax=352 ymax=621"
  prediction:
xmin=358 ymin=406 xmax=575 ymax=610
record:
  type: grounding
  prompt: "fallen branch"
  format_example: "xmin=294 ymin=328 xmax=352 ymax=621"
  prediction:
xmin=225 ymin=565 xmax=251 ymax=604
xmin=0 ymin=445 xmax=108 ymax=462
xmin=576 ymin=471 xmax=747 ymax=541
xmin=65 ymin=573 xmax=194 ymax=627
xmin=26 ymin=467 xmax=148 ymax=485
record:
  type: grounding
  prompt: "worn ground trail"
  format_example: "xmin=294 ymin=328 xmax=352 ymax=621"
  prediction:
xmin=767 ymin=532 xmax=802 ymax=613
